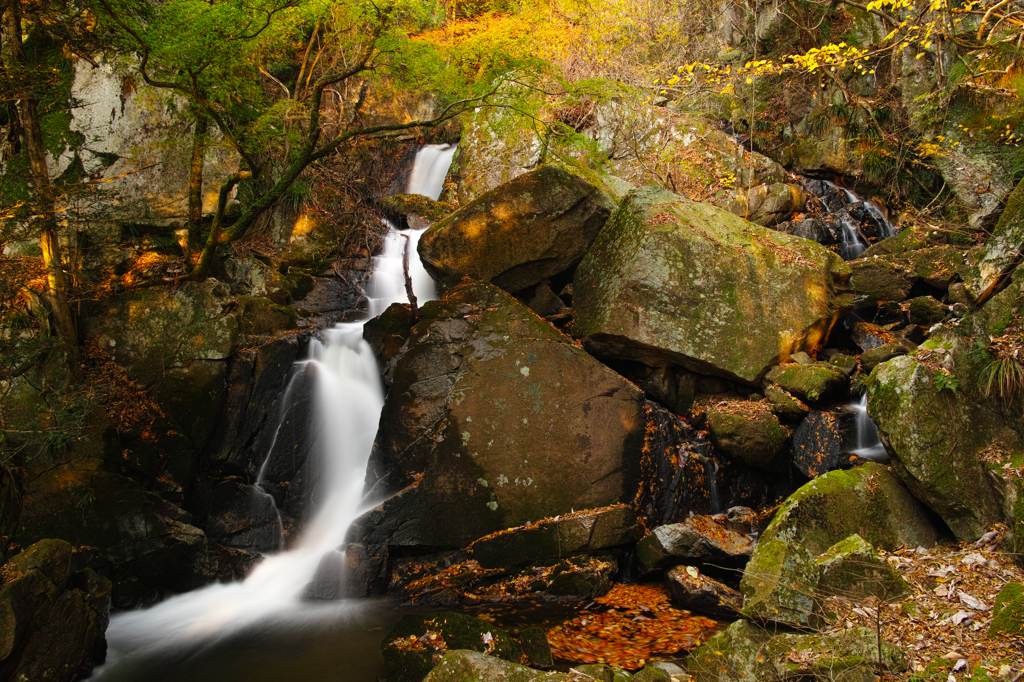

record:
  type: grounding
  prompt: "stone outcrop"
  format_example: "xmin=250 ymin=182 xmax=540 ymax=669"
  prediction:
xmin=573 ymin=187 xmax=853 ymax=384
xmin=418 ymin=166 xmax=615 ymax=292
xmin=705 ymin=401 xmax=790 ymax=471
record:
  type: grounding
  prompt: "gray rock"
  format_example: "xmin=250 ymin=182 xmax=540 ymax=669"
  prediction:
xmin=636 ymin=516 xmax=754 ymax=574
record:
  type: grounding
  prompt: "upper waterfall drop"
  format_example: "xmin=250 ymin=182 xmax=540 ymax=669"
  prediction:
xmin=91 ymin=145 xmax=454 ymax=677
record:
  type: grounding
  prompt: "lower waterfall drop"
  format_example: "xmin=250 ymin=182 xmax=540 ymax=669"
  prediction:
xmin=91 ymin=144 xmax=455 ymax=680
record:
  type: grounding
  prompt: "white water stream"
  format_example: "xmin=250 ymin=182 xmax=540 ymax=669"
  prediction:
xmin=91 ymin=144 xmax=455 ymax=677
xmin=849 ymin=394 xmax=888 ymax=462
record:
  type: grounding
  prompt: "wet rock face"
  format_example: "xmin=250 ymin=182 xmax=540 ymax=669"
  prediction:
xmin=791 ymin=411 xmax=853 ymax=478
xmin=573 ymin=187 xmax=853 ymax=385
xmin=418 ymin=165 xmax=615 ymax=293
xmin=354 ymin=281 xmax=646 ymax=552
xmin=0 ymin=539 xmax=112 ymax=682
xmin=635 ymin=402 xmax=717 ymax=527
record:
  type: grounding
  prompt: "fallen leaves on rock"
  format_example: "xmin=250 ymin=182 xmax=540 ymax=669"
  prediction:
xmin=546 ymin=583 xmax=720 ymax=670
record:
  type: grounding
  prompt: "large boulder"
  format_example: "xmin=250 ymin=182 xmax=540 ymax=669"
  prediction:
xmin=418 ymin=166 xmax=615 ymax=293
xmin=351 ymin=282 xmax=646 ymax=560
xmin=757 ymin=463 xmax=938 ymax=555
xmin=423 ymin=650 xmax=568 ymax=682
xmin=572 ymin=187 xmax=853 ymax=384
xmin=0 ymin=539 xmax=111 ymax=682
xmin=867 ymin=353 xmax=1014 ymax=540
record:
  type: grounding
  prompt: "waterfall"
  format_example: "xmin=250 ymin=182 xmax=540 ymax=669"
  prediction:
xmin=91 ymin=145 xmax=454 ymax=676
xmin=811 ymin=180 xmax=896 ymax=260
xmin=849 ymin=394 xmax=888 ymax=462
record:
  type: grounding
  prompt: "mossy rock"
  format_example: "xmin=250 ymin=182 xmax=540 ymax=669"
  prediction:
xmin=764 ymin=363 xmax=847 ymax=405
xmin=688 ymin=619 xmax=906 ymax=682
xmin=815 ymin=534 xmax=911 ymax=601
xmin=739 ymin=538 xmax=821 ymax=629
xmin=989 ymin=582 xmax=1024 ymax=637
xmin=908 ymin=296 xmax=947 ymax=325
xmin=828 ymin=353 xmax=859 ymax=376
xmin=381 ymin=193 xmax=456 ymax=222
xmin=757 ymin=463 xmax=938 ymax=555
xmin=423 ymin=650 xmax=570 ymax=682
xmin=419 ymin=165 xmax=615 ymax=292
xmin=238 ymin=296 xmax=298 ymax=337
xmin=764 ymin=384 xmax=809 ymax=420
xmin=706 ymin=404 xmax=790 ymax=470
xmin=573 ymin=187 xmax=852 ymax=384
xmin=849 ymin=257 xmax=916 ymax=302
xmin=868 ymin=355 xmax=1011 ymax=540
xmin=859 ymin=344 xmax=907 ymax=372
xmin=575 ymin=663 xmax=633 ymax=682
xmin=383 ymin=612 xmax=523 ymax=682
xmin=632 ymin=667 xmax=671 ymax=682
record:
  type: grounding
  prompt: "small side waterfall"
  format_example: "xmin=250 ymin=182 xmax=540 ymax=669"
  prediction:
xmin=803 ymin=179 xmax=897 ymax=260
xmin=93 ymin=145 xmax=455 ymax=675
xmin=849 ymin=394 xmax=888 ymax=462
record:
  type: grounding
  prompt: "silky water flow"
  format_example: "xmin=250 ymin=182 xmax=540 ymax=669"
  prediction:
xmin=90 ymin=144 xmax=457 ymax=682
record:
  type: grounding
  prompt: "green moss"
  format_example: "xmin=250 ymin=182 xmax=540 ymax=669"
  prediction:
xmin=989 ymin=582 xmax=1024 ymax=637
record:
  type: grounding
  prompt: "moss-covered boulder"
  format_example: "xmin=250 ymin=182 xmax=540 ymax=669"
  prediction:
xmin=572 ymin=187 xmax=853 ymax=384
xmin=849 ymin=257 xmax=916 ymax=303
xmin=0 ymin=539 xmax=111 ymax=682
xmin=350 ymin=281 xmax=646 ymax=562
xmin=988 ymin=582 xmax=1024 ymax=637
xmin=688 ymin=620 xmax=906 ymax=682
xmin=706 ymin=401 xmax=790 ymax=470
xmin=418 ymin=166 xmax=615 ymax=293
xmin=421 ymin=647 xmax=569 ymax=679
xmin=740 ymin=538 xmax=821 ymax=628
xmin=763 ymin=363 xmax=848 ymax=405
xmin=636 ymin=516 xmax=754 ymax=574
xmin=764 ymin=384 xmax=809 ymax=420
xmin=423 ymin=650 xmax=569 ymax=682
xmin=815 ymin=534 xmax=910 ymax=601
xmin=868 ymin=354 xmax=1009 ymax=540
xmin=381 ymin=193 xmax=456 ymax=222
xmin=908 ymin=296 xmax=947 ymax=325
xmin=383 ymin=613 xmax=523 ymax=682
xmin=757 ymin=463 xmax=938 ymax=555
xmin=859 ymin=343 xmax=907 ymax=372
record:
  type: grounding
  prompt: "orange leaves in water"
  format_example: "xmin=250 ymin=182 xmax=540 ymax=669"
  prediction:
xmin=546 ymin=583 xmax=720 ymax=670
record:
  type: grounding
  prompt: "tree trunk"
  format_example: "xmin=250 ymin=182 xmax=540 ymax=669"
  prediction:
xmin=5 ymin=7 xmax=80 ymax=365
xmin=186 ymin=113 xmax=209 ymax=263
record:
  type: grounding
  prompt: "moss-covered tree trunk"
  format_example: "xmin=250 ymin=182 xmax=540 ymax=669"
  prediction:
xmin=186 ymin=113 xmax=209 ymax=264
xmin=4 ymin=6 xmax=79 ymax=365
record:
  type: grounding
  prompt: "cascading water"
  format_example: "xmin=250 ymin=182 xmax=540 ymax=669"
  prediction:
xmin=91 ymin=144 xmax=455 ymax=681
xmin=804 ymin=179 xmax=897 ymax=260
xmin=849 ymin=394 xmax=888 ymax=462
